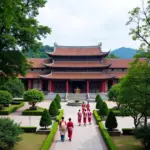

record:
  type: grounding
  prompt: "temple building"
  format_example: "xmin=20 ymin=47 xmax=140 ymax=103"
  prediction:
xmin=19 ymin=43 xmax=140 ymax=94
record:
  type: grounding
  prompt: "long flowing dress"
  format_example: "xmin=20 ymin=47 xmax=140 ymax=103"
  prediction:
xmin=67 ymin=121 xmax=74 ymax=140
xmin=78 ymin=112 xmax=82 ymax=125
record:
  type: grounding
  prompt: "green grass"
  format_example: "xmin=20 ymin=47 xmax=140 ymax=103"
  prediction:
xmin=22 ymin=107 xmax=45 ymax=116
xmin=112 ymin=136 xmax=143 ymax=150
xmin=12 ymin=133 xmax=47 ymax=150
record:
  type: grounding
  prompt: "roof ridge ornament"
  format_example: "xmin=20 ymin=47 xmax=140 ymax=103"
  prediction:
xmin=54 ymin=42 xmax=58 ymax=46
xmin=98 ymin=42 xmax=102 ymax=48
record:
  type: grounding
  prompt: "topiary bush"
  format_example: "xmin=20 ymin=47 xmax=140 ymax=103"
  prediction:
xmin=40 ymin=109 xmax=52 ymax=129
xmin=24 ymin=89 xmax=44 ymax=110
xmin=49 ymin=100 xmax=58 ymax=117
xmin=54 ymin=96 xmax=61 ymax=109
xmin=95 ymin=94 xmax=102 ymax=102
xmin=99 ymin=102 xmax=108 ymax=118
xmin=0 ymin=90 xmax=12 ymax=110
xmin=105 ymin=110 xmax=118 ymax=131
xmin=96 ymin=95 xmax=103 ymax=109
xmin=0 ymin=79 xmax=25 ymax=98
xmin=56 ymin=94 xmax=61 ymax=103
xmin=0 ymin=118 xmax=23 ymax=149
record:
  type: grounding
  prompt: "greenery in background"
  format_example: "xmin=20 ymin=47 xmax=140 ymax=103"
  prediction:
xmin=134 ymin=124 xmax=150 ymax=149
xmin=119 ymin=59 xmax=150 ymax=128
xmin=126 ymin=0 xmax=150 ymax=57
xmin=0 ymin=118 xmax=22 ymax=149
xmin=40 ymin=109 xmax=52 ymax=129
xmin=99 ymin=102 xmax=108 ymax=118
xmin=0 ymin=90 xmax=12 ymax=109
xmin=0 ymin=0 xmax=51 ymax=79
xmin=108 ymin=84 xmax=121 ymax=108
xmin=0 ymin=78 xmax=24 ymax=97
xmin=49 ymin=100 xmax=59 ymax=117
xmin=23 ymin=45 xmax=54 ymax=58
xmin=24 ymin=89 xmax=44 ymax=110
xmin=106 ymin=53 xmax=119 ymax=58
xmin=105 ymin=110 xmax=118 ymax=131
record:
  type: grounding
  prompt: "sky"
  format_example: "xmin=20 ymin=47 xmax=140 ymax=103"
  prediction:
xmin=37 ymin=0 xmax=142 ymax=51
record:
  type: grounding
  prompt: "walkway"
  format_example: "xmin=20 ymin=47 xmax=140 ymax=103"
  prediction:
xmin=50 ymin=103 xmax=108 ymax=150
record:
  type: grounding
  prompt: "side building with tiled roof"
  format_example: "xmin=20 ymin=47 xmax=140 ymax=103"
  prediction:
xmin=19 ymin=43 xmax=144 ymax=93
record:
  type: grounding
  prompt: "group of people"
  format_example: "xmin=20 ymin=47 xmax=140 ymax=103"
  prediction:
xmin=78 ymin=102 xmax=92 ymax=126
xmin=58 ymin=102 xmax=92 ymax=142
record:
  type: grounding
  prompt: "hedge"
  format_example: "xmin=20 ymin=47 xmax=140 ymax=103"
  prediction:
xmin=22 ymin=107 xmax=45 ymax=116
xmin=93 ymin=110 xmax=117 ymax=150
xmin=0 ymin=102 xmax=24 ymax=115
xmin=109 ymin=109 xmax=130 ymax=116
xmin=56 ymin=110 xmax=64 ymax=122
xmin=40 ymin=109 xmax=64 ymax=150
xmin=122 ymin=128 xmax=135 ymax=135
xmin=21 ymin=126 xmax=37 ymax=132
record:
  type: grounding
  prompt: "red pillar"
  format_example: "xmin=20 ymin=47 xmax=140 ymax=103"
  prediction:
xmin=66 ymin=80 xmax=69 ymax=93
xmin=28 ymin=80 xmax=32 ymax=89
xmin=86 ymin=80 xmax=89 ymax=93
xmin=103 ymin=80 xmax=107 ymax=93
xmin=49 ymin=80 xmax=53 ymax=93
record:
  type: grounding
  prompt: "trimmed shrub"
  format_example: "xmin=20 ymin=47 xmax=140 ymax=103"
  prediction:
xmin=99 ymin=102 xmax=108 ymax=117
xmin=22 ymin=107 xmax=44 ymax=116
xmin=54 ymin=96 xmax=61 ymax=109
xmin=105 ymin=110 xmax=118 ymax=131
xmin=0 ymin=90 xmax=12 ymax=109
xmin=21 ymin=126 xmax=37 ymax=132
xmin=93 ymin=110 xmax=117 ymax=150
xmin=40 ymin=109 xmax=52 ymax=129
xmin=49 ymin=100 xmax=59 ymax=117
xmin=40 ymin=109 xmax=64 ymax=150
xmin=24 ymin=89 xmax=44 ymax=109
xmin=56 ymin=94 xmax=61 ymax=103
xmin=96 ymin=96 xmax=103 ymax=109
xmin=0 ymin=118 xmax=23 ymax=149
xmin=95 ymin=94 xmax=102 ymax=102
xmin=0 ymin=78 xmax=25 ymax=97
xmin=122 ymin=128 xmax=135 ymax=135
xmin=56 ymin=109 xmax=64 ymax=122
xmin=134 ymin=125 xmax=150 ymax=149
xmin=0 ymin=102 xmax=24 ymax=115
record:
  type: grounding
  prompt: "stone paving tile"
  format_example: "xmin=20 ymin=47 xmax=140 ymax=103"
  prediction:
xmin=50 ymin=103 xmax=108 ymax=150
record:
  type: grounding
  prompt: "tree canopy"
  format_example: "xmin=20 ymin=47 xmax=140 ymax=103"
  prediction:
xmin=0 ymin=0 xmax=51 ymax=78
xmin=127 ymin=0 xmax=150 ymax=52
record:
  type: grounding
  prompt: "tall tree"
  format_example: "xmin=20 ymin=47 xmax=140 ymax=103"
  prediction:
xmin=119 ymin=59 xmax=150 ymax=127
xmin=0 ymin=0 xmax=51 ymax=78
xmin=126 ymin=0 xmax=150 ymax=53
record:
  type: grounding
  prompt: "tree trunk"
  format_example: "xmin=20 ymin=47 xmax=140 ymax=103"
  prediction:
xmin=45 ymin=126 xmax=46 ymax=130
xmin=144 ymin=115 xmax=147 ymax=127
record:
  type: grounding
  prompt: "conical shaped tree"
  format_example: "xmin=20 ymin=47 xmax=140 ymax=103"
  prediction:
xmin=49 ymin=100 xmax=58 ymax=116
xmin=40 ymin=109 xmax=52 ymax=129
xmin=96 ymin=97 xmax=103 ymax=109
xmin=54 ymin=95 xmax=61 ymax=109
xmin=99 ymin=102 xmax=108 ymax=117
xmin=95 ymin=94 xmax=102 ymax=102
xmin=105 ymin=110 xmax=118 ymax=131
xmin=56 ymin=94 xmax=61 ymax=103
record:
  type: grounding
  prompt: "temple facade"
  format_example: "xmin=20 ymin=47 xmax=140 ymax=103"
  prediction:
xmin=19 ymin=43 xmax=136 ymax=93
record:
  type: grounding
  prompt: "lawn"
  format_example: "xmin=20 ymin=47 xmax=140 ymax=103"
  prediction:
xmin=112 ymin=135 xmax=143 ymax=150
xmin=12 ymin=133 xmax=47 ymax=150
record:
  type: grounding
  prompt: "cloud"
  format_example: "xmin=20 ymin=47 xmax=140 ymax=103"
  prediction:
xmin=37 ymin=0 xmax=142 ymax=51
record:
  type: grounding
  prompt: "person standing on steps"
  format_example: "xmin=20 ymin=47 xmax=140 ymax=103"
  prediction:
xmin=67 ymin=118 xmax=74 ymax=141
xmin=82 ymin=102 xmax=85 ymax=114
xmin=77 ymin=109 xmax=82 ymax=126
xmin=83 ymin=109 xmax=87 ymax=126
xmin=59 ymin=117 xmax=67 ymax=142
xmin=86 ymin=102 xmax=90 ymax=111
xmin=88 ymin=109 xmax=92 ymax=125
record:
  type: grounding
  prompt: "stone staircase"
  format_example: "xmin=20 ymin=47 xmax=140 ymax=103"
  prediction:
xmin=67 ymin=93 xmax=87 ymax=101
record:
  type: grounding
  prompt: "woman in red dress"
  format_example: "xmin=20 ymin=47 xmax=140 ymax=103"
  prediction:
xmin=77 ymin=109 xmax=82 ymax=126
xmin=67 ymin=118 xmax=74 ymax=141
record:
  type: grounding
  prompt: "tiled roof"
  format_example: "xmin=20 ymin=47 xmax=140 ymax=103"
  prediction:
xmin=18 ymin=72 xmax=40 ymax=79
xmin=46 ymin=45 xmax=109 ymax=56
xmin=39 ymin=72 xmax=115 ymax=79
xmin=44 ymin=61 xmax=111 ymax=68
xmin=105 ymin=58 xmax=146 ymax=68
xmin=28 ymin=58 xmax=49 ymax=68
xmin=107 ymin=72 xmax=127 ymax=79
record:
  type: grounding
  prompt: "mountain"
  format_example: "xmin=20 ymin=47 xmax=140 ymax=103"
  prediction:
xmin=111 ymin=47 xmax=137 ymax=58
